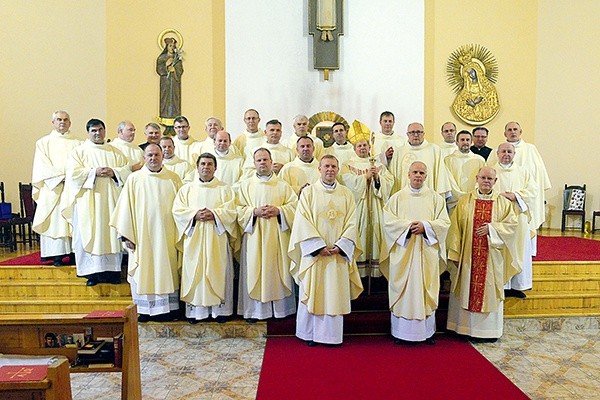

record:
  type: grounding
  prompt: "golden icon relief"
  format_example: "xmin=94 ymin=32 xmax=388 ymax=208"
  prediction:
xmin=447 ymin=44 xmax=500 ymax=125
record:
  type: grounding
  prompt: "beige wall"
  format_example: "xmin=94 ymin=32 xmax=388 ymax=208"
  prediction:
xmin=534 ymin=1 xmax=600 ymax=228
xmin=0 ymin=0 xmax=225 ymax=206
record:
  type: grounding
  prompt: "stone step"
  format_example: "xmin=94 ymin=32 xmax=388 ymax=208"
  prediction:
xmin=0 ymin=298 xmax=132 ymax=313
xmin=0 ymin=280 xmax=132 ymax=298
xmin=504 ymin=291 xmax=600 ymax=316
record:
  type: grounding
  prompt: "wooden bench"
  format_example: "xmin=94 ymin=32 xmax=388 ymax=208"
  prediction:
xmin=0 ymin=304 xmax=141 ymax=400
xmin=0 ymin=357 xmax=71 ymax=400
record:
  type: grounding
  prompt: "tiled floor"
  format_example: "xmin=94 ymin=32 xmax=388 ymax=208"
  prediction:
xmin=69 ymin=318 xmax=600 ymax=400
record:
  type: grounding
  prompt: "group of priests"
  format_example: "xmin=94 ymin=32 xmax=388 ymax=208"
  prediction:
xmin=31 ymin=109 xmax=550 ymax=346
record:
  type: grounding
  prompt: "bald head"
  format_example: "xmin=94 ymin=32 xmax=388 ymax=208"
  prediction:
xmin=144 ymin=144 xmax=163 ymax=172
xmin=408 ymin=161 xmax=427 ymax=189
xmin=497 ymin=142 xmax=515 ymax=165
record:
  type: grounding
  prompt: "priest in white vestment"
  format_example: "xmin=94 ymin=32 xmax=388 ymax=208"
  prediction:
xmin=325 ymin=122 xmax=355 ymax=166
xmin=32 ymin=111 xmax=82 ymax=265
xmin=487 ymin=121 xmax=551 ymax=251
xmin=491 ymin=143 xmax=538 ymax=298
xmin=233 ymin=109 xmax=265 ymax=161
xmin=109 ymin=121 xmax=143 ymax=172
xmin=160 ymin=136 xmax=195 ymax=183
xmin=388 ymin=122 xmax=452 ymax=196
xmin=63 ymin=119 xmax=130 ymax=286
xmin=446 ymin=167 xmax=521 ymax=341
xmin=373 ymin=111 xmax=405 ymax=164
xmin=236 ymin=148 xmax=298 ymax=321
xmin=173 ymin=116 xmax=203 ymax=165
xmin=444 ymin=130 xmax=485 ymax=211
xmin=289 ymin=154 xmax=363 ymax=345
xmin=380 ymin=161 xmax=450 ymax=344
xmin=279 ymin=136 xmax=321 ymax=196
xmin=282 ymin=115 xmax=325 ymax=161
xmin=110 ymin=144 xmax=182 ymax=321
xmin=339 ymin=139 xmax=394 ymax=278
xmin=173 ymin=153 xmax=239 ymax=322
xmin=241 ymin=119 xmax=294 ymax=179
xmin=439 ymin=122 xmax=457 ymax=158
xmin=209 ymin=130 xmax=244 ymax=190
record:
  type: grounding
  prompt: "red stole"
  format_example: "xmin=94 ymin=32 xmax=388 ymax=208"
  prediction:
xmin=468 ymin=199 xmax=493 ymax=312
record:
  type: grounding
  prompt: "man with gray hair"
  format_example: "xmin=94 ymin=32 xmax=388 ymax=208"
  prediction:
xmin=139 ymin=122 xmax=162 ymax=151
xmin=32 ymin=110 xmax=82 ymax=265
xmin=283 ymin=114 xmax=325 ymax=160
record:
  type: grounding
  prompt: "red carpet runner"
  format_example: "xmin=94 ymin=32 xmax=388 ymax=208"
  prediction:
xmin=535 ymin=235 xmax=600 ymax=261
xmin=257 ymin=335 xmax=528 ymax=400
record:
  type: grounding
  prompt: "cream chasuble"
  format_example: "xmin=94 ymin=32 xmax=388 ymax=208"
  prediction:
xmin=444 ymin=150 xmax=486 ymax=208
xmin=233 ymin=128 xmax=265 ymax=158
xmin=487 ymin=140 xmax=551 ymax=230
xmin=173 ymin=178 xmax=238 ymax=307
xmin=389 ymin=141 xmax=452 ymax=195
xmin=326 ymin=142 xmax=355 ymax=166
xmin=242 ymin=142 xmax=296 ymax=179
xmin=439 ymin=141 xmax=456 ymax=158
xmin=373 ymin=131 xmax=406 ymax=160
xmin=288 ymin=181 xmax=363 ymax=316
xmin=32 ymin=130 xmax=82 ymax=240
xmin=446 ymin=190 xmax=521 ymax=313
xmin=339 ymin=156 xmax=394 ymax=277
xmin=110 ymin=138 xmax=143 ymax=167
xmin=237 ymin=174 xmax=297 ymax=302
xmin=174 ymin=136 xmax=202 ymax=166
xmin=380 ymin=186 xmax=450 ymax=320
xmin=163 ymin=155 xmax=195 ymax=183
xmin=63 ymin=140 xmax=130 ymax=256
xmin=279 ymin=158 xmax=321 ymax=195
xmin=110 ymin=167 xmax=182 ymax=295
xmin=212 ymin=151 xmax=244 ymax=189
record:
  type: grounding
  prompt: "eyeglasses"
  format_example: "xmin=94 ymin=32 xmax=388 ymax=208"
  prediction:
xmin=174 ymin=125 xmax=189 ymax=129
xmin=407 ymin=130 xmax=424 ymax=136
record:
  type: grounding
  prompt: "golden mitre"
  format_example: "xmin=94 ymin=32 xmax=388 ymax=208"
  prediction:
xmin=347 ymin=120 xmax=372 ymax=145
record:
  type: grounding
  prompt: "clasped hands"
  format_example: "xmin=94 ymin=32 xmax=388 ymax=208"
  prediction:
xmin=409 ymin=221 xmax=425 ymax=235
xmin=254 ymin=205 xmax=279 ymax=219
xmin=96 ymin=167 xmax=115 ymax=178
xmin=195 ymin=208 xmax=215 ymax=222
xmin=475 ymin=223 xmax=490 ymax=237
xmin=319 ymin=246 xmax=341 ymax=257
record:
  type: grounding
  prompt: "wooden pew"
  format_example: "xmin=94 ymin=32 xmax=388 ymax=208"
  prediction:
xmin=0 ymin=357 xmax=71 ymax=400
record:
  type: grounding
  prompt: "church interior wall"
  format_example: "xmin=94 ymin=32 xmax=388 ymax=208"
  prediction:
xmin=0 ymin=0 xmax=598 ymax=229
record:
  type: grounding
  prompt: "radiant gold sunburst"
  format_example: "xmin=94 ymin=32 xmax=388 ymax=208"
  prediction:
xmin=308 ymin=111 xmax=348 ymax=147
xmin=447 ymin=44 xmax=498 ymax=93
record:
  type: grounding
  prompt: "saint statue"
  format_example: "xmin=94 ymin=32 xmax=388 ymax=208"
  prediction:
xmin=157 ymin=37 xmax=183 ymax=123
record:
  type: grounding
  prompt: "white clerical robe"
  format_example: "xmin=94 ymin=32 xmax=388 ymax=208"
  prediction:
xmin=326 ymin=142 xmax=355 ymax=166
xmin=444 ymin=150 xmax=486 ymax=210
xmin=174 ymin=136 xmax=202 ymax=166
xmin=439 ymin=141 xmax=456 ymax=158
xmin=380 ymin=186 xmax=450 ymax=341
xmin=279 ymin=158 xmax=321 ymax=195
xmin=487 ymin=140 xmax=551 ymax=231
xmin=339 ymin=156 xmax=394 ymax=277
xmin=283 ymin=134 xmax=325 ymax=161
xmin=389 ymin=140 xmax=452 ymax=195
xmin=110 ymin=138 xmax=143 ymax=167
xmin=446 ymin=189 xmax=521 ymax=338
xmin=211 ymin=150 xmax=244 ymax=190
xmin=32 ymin=130 xmax=82 ymax=257
xmin=493 ymin=162 xmax=538 ymax=291
xmin=242 ymin=142 xmax=296 ymax=179
xmin=289 ymin=180 xmax=363 ymax=344
xmin=173 ymin=178 xmax=239 ymax=319
xmin=163 ymin=155 xmax=195 ymax=183
xmin=110 ymin=167 xmax=182 ymax=315
xmin=236 ymin=174 xmax=298 ymax=319
xmin=234 ymin=129 xmax=265 ymax=159
xmin=373 ymin=131 xmax=406 ymax=163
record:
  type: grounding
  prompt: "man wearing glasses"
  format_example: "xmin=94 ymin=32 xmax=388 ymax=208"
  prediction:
xmin=470 ymin=126 xmax=492 ymax=160
xmin=388 ymin=122 xmax=452 ymax=196
xmin=173 ymin=116 xmax=202 ymax=166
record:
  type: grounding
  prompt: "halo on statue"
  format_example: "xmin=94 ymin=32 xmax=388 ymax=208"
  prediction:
xmin=308 ymin=111 xmax=348 ymax=147
xmin=158 ymin=28 xmax=184 ymax=49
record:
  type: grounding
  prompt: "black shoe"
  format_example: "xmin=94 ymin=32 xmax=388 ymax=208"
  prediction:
xmin=86 ymin=278 xmax=98 ymax=286
xmin=188 ymin=318 xmax=200 ymax=325
xmin=394 ymin=338 xmax=409 ymax=345
xmin=505 ymin=289 xmax=527 ymax=299
xmin=138 ymin=314 xmax=150 ymax=323
xmin=306 ymin=340 xmax=317 ymax=347
xmin=246 ymin=318 xmax=258 ymax=324
xmin=469 ymin=337 xmax=498 ymax=343
xmin=324 ymin=343 xmax=342 ymax=348
xmin=52 ymin=256 xmax=63 ymax=266
xmin=214 ymin=316 xmax=228 ymax=323
xmin=425 ymin=337 xmax=436 ymax=345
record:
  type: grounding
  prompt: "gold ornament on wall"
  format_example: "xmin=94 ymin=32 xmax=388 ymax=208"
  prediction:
xmin=447 ymin=44 xmax=499 ymax=125
xmin=308 ymin=111 xmax=348 ymax=147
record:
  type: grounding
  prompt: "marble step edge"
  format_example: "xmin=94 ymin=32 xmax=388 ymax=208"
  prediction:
xmin=0 ymin=298 xmax=132 ymax=305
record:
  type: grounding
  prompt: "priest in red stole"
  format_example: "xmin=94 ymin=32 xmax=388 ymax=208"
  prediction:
xmin=446 ymin=166 xmax=521 ymax=341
